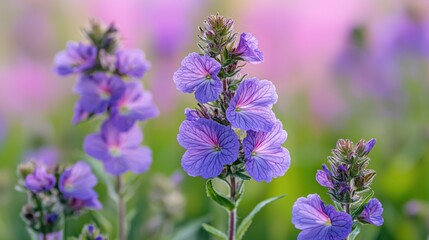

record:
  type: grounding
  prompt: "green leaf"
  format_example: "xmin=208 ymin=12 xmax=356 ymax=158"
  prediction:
xmin=347 ymin=224 xmax=361 ymax=240
xmin=202 ymin=224 xmax=227 ymax=240
xmin=236 ymin=194 xmax=285 ymax=240
xmin=206 ymin=179 xmax=235 ymax=211
xmin=171 ymin=216 xmax=210 ymax=240
xmin=351 ymin=191 xmax=374 ymax=217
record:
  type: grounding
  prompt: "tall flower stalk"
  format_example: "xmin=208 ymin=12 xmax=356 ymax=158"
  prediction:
xmin=174 ymin=14 xmax=290 ymax=240
xmin=54 ymin=22 xmax=158 ymax=240
xmin=292 ymin=138 xmax=384 ymax=240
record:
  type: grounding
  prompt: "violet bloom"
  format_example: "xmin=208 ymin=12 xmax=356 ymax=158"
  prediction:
xmin=116 ymin=49 xmax=150 ymax=78
xmin=73 ymin=73 xmax=125 ymax=120
xmin=72 ymin=101 xmax=90 ymax=124
xmin=235 ymin=33 xmax=264 ymax=64
xmin=358 ymin=198 xmax=384 ymax=226
xmin=25 ymin=167 xmax=56 ymax=192
xmin=316 ymin=164 xmax=334 ymax=188
xmin=292 ymin=194 xmax=353 ymax=240
xmin=243 ymin=120 xmax=290 ymax=182
xmin=363 ymin=138 xmax=376 ymax=155
xmin=226 ymin=78 xmax=277 ymax=132
xmin=173 ymin=53 xmax=222 ymax=103
xmin=184 ymin=108 xmax=200 ymax=121
xmin=177 ymin=119 xmax=240 ymax=178
xmin=54 ymin=41 xmax=97 ymax=76
xmin=69 ymin=196 xmax=102 ymax=211
xmin=59 ymin=161 xmax=97 ymax=199
xmin=37 ymin=231 xmax=63 ymax=240
xmin=110 ymin=81 xmax=159 ymax=131
xmin=84 ymin=119 xmax=152 ymax=175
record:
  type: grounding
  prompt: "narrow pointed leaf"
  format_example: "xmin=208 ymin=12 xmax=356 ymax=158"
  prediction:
xmin=348 ymin=225 xmax=361 ymax=240
xmin=206 ymin=179 xmax=235 ymax=211
xmin=351 ymin=191 xmax=374 ymax=217
xmin=202 ymin=223 xmax=227 ymax=240
xmin=236 ymin=194 xmax=285 ymax=240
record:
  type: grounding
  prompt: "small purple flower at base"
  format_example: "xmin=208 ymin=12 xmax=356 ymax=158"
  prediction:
xmin=110 ymin=81 xmax=159 ymax=131
xmin=177 ymin=119 xmax=240 ymax=179
xmin=116 ymin=49 xmax=150 ymax=78
xmin=173 ymin=53 xmax=222 ymax=103
xmin=226 ymin=78 xmax=277 ymax=132
xmin=59 ymin=161 xmax=97 ymax=199
xmin=84 ymin=120 xmax=152 ymax=176
xmin=74 ymin=73 xmax=125 ymax=116
xmin=358 ymin=198 xmax=384 ymax=226
xmin=292 ymin=194 xmax=353 ymax=240
xmin=243 ymin=120 xmax=290 ymax=182
xmin=38 ymin=231 xmax=63 ymax=240
xmin=54 ymin=41 xmax=97 ymax=76
xmin=69 ymin=196 xmax=102 ymax=211
xmin=184 ymin=108 xmax=200 ymax=121
xmin=316 ymin=164 xmax=334 ymax=188
xmin=363 ymin=138 xmax=376 ymax=155
xmin=235 ymin=33 xmax=264 ymax=64
xmin=25 ymin=167 xmax=56 ymax=192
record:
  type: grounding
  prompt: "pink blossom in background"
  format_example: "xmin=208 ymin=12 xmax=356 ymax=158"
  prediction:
xmin=0 ymin=58 xmax=64 ymax=117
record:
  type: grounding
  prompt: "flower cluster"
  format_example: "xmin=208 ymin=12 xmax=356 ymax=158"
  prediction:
xmin=292 ymin=139 xmax=384 ymax=240
xmin=17 ymin=148 xmax=101 ymax=238
xmin=77 ymin=224 xmax=107 ymax=240
xmin=174 ymin=14 xmax=290 ymax=183
xmin=54 ymin=22 xmax=158 ymax=176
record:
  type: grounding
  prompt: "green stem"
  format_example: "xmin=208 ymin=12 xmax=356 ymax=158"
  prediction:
xmin=117 ymin=176 xmax=126 ymax=240
xmin=228 ymin=175 xmax=237 ymax=240
xmin=34 ymin=194 xmax=47 ymax=240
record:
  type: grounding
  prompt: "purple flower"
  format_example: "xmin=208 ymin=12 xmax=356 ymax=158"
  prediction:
xmin=226 ymin=78 xmax=277 ymax=132
xmin=84 ymin=119 xmax=152 ymax=175
xmin=69 ymin=196 xmax=102 ymax=211
xmin=116 ymin=49 xmax=150 ymax=78
xmin=363 ymin=138 xmax=376 ymax=155
xmin=73 ymin=73 xmax=125 ymax=120
xmin=173 ymin=53 xmax=222 ymax=103
xmin=54 ymin=41 xmax=97 ymax=76
xmin=358 ymin=198 xmax=384 ymax=226
xmin=25 ymin=167 xmax=56 ymax=192
xmin=235 ymin=33 xmax=264 ymax=64
xmin=243 ymin=120 xmax=290 ymax=182
xmin=184 ymin=108 xmax=200 ymax=121
xmin=59 ymin=161 xmax=97 ymax=199
xmin=37 ymin=231 xmax=63 ymax=240
xmin=109 ymin=81 xmax=159 ymax=131
xmin=316 ymin=164 xmax=334 ymax=188
xmin=177 ymin=119 xmax=240 ymax=178
xmin=72 ymin=101 xmax=90 ymax=124
xmin=292 ymin=194 xmax=353 ymax=240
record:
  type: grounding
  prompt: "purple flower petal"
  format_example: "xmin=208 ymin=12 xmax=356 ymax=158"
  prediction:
xmin=177 ymin=119 xmax=239 ymax=178
xmin=103 ymin=147 xmax=152 ymax=175
xmin=316 ymin=164 xmax=334 ymax=188
xmin=243 ymin=120 xmax=290 ymax=182
xmin=54 ymin=41 xmax=97 ymax=76
xmin=226 ymin=78 xmax=277 ymax=132
xmin=358 ymin=198 xmax=384 ymax=226
xmin=184 ymin=108 xmax=200 ymax=121
xmin=25 ymin=167 xmax=56 ymax=192
xmin=236 ymin=33 xmax=264 ymax=64
xmin=74 ymin=73 xmax=125 ymax=115
xmin=173 ymin=53 xmax=222 ymax=103
xmin=110 ymin=81 xmax=159 ymax=131
xmin=59 ymin=161 xmax=97 ymax=199
xmin=37 ymin=231 xmax=63 ymax=240
xmin=292 ymin=194 xmax=353 ymax=240
xmin=84 ymin=119 xmax=149 ymax=176
xmin=116 ymin=49 xmax=150 ymax=78
xmin=363 ymin=138 xmax=376 ymax=155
